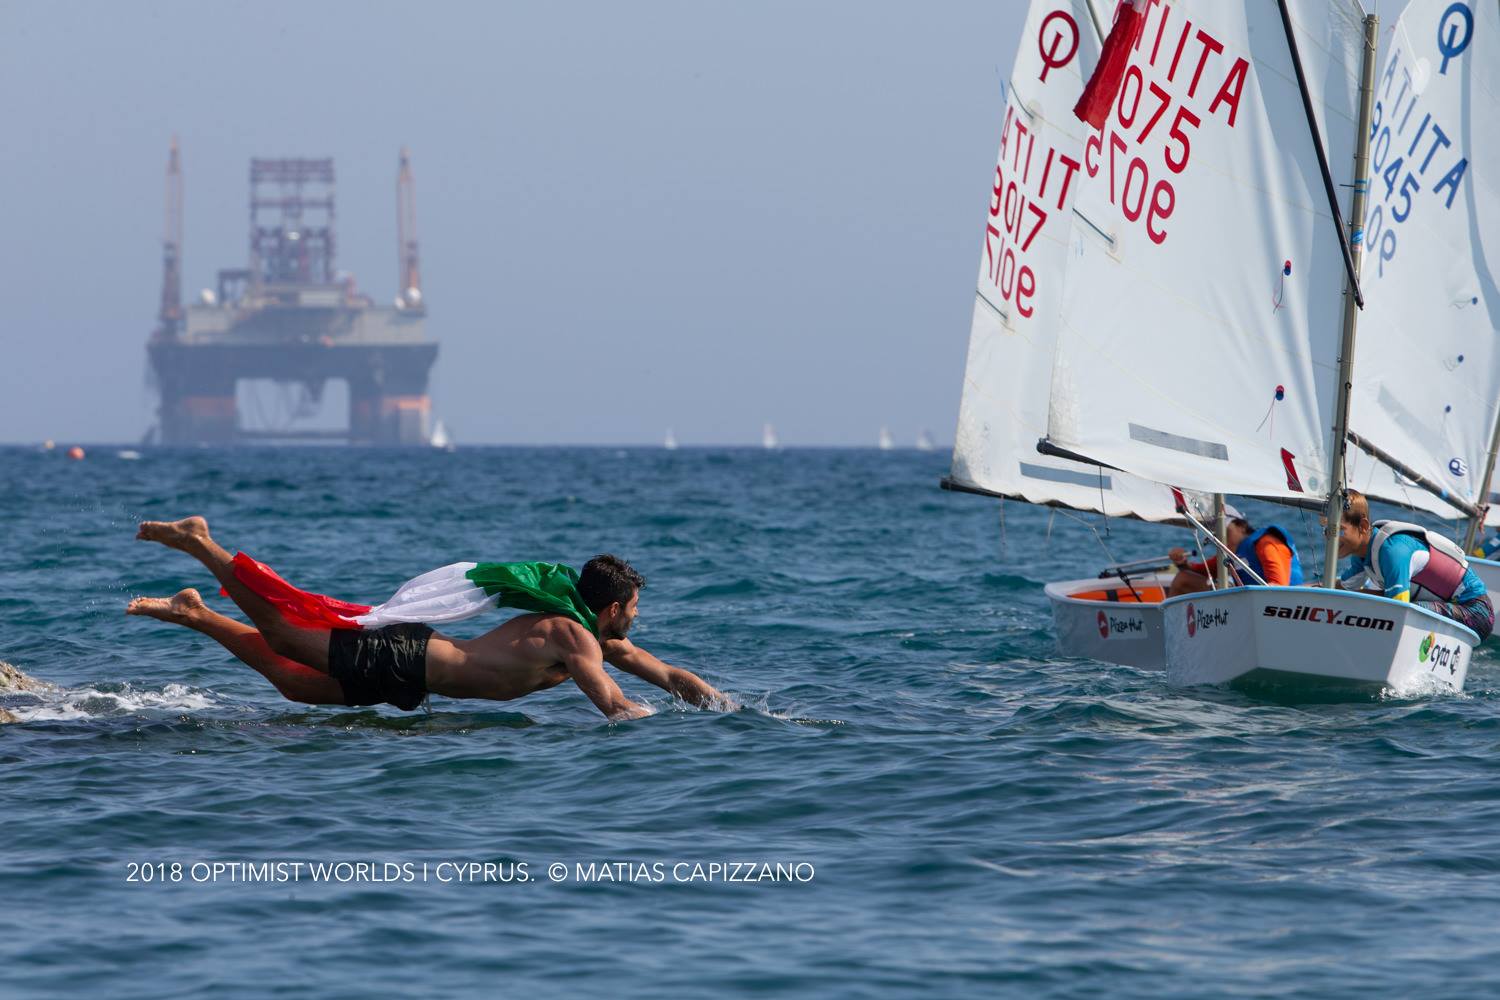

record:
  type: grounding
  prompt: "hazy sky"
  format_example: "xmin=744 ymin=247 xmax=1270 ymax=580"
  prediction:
xmin=0 ymin=1 xmax=1026 ymax=446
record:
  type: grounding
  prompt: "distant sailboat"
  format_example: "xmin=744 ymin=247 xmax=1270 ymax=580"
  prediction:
xmin=664 ymin=428 xmax=678 ymax=451
xmin=878 ymin=426 xmax=894 ymax=451
xmin=762 ymin=423 xmax=779 ymax=450
xmin=429 ymin=419 xmax=455 ymax=452
xmin=916 ymin=430 xmax=935 ymax=452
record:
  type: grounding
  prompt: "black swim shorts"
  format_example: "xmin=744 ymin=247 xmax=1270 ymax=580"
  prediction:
xmin=326 ymin=623 xmax=432 ymax=711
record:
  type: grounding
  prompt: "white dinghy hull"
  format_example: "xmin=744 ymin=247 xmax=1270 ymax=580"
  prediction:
xmin=1466 ymin=559 xmax=1500 ymax=635
xmin=1044 ymin=572 xmax=1173 ymax=670
xmin=1162 ymin=587 xmax=1477 ymax=693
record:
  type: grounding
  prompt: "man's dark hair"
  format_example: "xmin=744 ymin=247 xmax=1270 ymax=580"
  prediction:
xmin=577 ymin=554 xmax=645 ymax=613
xmin=1230 ymin=517 xmax=1253 ymax=533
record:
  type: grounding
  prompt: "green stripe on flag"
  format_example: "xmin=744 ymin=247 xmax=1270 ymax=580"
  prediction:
xmin=464 ymin=562 xmax=598 ymax=632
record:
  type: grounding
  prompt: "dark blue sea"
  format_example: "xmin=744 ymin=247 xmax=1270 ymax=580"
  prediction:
xmin=5 ymin=445 xmax=1500 ymax=998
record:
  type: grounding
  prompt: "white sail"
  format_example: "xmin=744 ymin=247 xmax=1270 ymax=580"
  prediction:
xmin=762 ymin=423 xmax=779 ymax=450
xmin=429 ymin=419 xmax=454 ymax=451
xmin=664 ymin=427 xmax=679 ymax=450
xmin=1048 ymin=0 xmax=1366 ymax=502
xmin=1346 ymin=0 xmax=1500 ymax=525
xmin=878 ymin=426 xmax=894 ymax=450
xmin=950 ymin=0 xmax=1201 ymax=522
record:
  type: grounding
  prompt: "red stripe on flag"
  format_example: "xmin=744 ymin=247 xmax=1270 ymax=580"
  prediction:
xmin=220 ymin=552 xmax=373 ymax=630
xmin=1073 ymin=0 xmax=1147 ymax=129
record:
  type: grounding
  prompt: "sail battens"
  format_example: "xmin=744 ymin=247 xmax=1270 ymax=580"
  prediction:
xmin=1128 ymin=424 xmax=1229 ymax=461
xmin=973 ymin=291 xmax=1007 ymax=322
xmin=1019 ymin=462 xmax=1113 ymax=489
xmin=939 ymin=476 xmax=1195 ymax=526
xmin=1071 ymin=207 xmax=1116 ymax=247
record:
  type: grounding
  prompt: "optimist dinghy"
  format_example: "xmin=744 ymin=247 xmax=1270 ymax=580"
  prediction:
xmin=1044 ymin=566 xmax=1174 ymax=670
xmin=1162 ymin=587 xmax=1476 ymax=692
xmin=949 ymin=0 xmax=1493 ymax=684
xmin=1029 ymin=0 xmax=1486 ymax=689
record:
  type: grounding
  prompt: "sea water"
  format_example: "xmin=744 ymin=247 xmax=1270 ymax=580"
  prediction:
xmin=3 ymin=445 xmax=1500 ymax=998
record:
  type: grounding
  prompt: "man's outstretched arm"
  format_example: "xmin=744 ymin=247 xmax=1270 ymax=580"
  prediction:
xmin=602 ymin=638 xmax=731 ymax=708
xmin=555 ymin=625 xmax=651 ymax=721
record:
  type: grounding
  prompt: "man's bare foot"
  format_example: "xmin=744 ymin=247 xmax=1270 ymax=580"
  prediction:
xmin=136 ymin=516 xmax=210 ymax=552
xmin=126 ymin=588 xmax=207 ymax=625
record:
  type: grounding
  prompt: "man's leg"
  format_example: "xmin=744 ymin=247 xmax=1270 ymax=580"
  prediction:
xmin=136 ymin=516 xmax=331 ymax=670
xmin=126 ymin=588 xmax=346 ymax=705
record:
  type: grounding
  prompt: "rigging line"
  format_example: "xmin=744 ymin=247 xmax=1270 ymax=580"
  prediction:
xmin=1113 ymin=561 xmax=1147 ymax=604
xmin=1294 ymin=494 xmax=1342 ymax=581
xmin=1276 ymin=0 xmax=1366 ymax=308
xmin=1191 ymin=523 xmax=1215 ymax=590
xmin=1044 ymin=501 xmax=1146 ymax=602
xmin=1177 ymin=503 xmax=1270 ymax=586
xmin=1098 ymin=467 xmax=1110 ymax=539
xmin=1044 ymin=506 xmax=1133 ymax=584
xmin=1047 ymin=506 xmax=1114 ymax=560
xmin=1296 ymin=502 xmax=1322 ymax=580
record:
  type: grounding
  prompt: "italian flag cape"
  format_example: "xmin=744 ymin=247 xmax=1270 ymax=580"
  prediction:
xmin=226 ymin=553 xmax=599 ymax=633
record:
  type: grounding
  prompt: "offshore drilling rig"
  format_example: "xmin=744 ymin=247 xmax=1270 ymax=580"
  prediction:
xmin=146 ymin=143 xmax=438 ymax=445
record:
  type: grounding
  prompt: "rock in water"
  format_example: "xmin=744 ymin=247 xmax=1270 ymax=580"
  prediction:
xmin=0 ymin=660 xmax=52 ymax=693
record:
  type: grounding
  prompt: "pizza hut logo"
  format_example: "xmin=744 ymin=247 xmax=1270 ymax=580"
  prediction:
xmin=1186 ymin=602 xmax=1196 ymax=637
xmin=1097 ymin=610 xmax=1110 ymax=639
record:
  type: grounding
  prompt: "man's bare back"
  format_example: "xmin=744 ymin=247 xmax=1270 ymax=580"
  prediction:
xmin=426 ymin=614 xmax=575 ymax=701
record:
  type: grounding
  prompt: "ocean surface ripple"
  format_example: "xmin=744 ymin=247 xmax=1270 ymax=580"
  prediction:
xmin=3 ymin=445 xmax=1499 ymax=998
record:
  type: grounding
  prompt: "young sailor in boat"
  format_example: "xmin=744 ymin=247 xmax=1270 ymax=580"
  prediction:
xmin=1335 ymin=490 xmax=1494 ymax=640
xmin=1166 ymin=516 xmax=1304 ymax=596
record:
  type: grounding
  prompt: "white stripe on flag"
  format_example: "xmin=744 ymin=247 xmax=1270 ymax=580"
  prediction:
xmin=351 ymin=561 xmax=500 ymax=628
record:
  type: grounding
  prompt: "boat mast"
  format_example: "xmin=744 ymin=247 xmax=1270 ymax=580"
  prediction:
xmin=1464 ymin=415 xmax=1500 ymax=553
xmin=1319 ymin=13 xmax=1379 ymax=588
xmin=1213 ymin=494 xmax=1230 ymax=589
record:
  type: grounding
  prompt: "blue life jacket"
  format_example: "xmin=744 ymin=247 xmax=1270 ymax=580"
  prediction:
xmin=1235 ymin=524 xmax=1304 ymax=586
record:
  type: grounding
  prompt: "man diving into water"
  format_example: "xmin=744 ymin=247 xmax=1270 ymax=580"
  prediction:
xmin=125 ymin=517 xmax=727 ymax=720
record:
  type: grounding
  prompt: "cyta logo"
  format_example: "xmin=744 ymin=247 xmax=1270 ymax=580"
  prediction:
xmin=1449 ymin=458 xmax=1468 ymax=477
xmin=1419 ymin=632 xmax=1460 ymax=675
